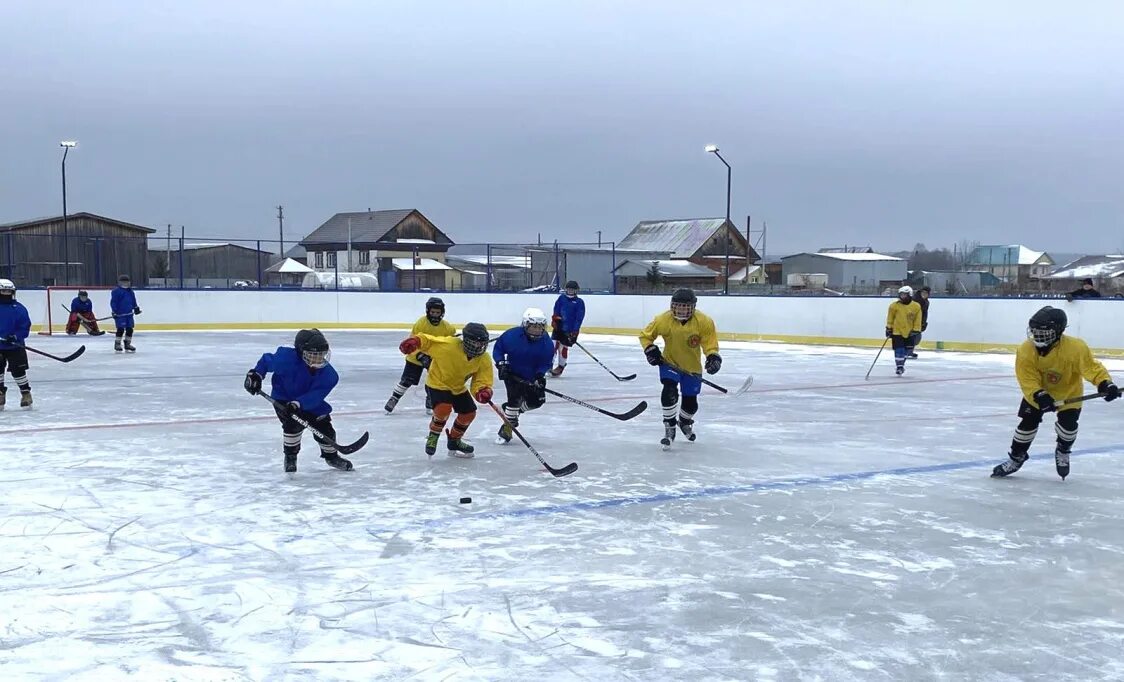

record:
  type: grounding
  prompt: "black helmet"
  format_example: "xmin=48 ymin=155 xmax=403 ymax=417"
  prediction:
xmin=425 ymin=297 xmax=445 ymax=324
xmin=671 ymin=288 xmax=697 ymax=321
xmin=1028 ymin=306 xmax=1067 ymax=349
xmin=294 ymin=328 xmax=331 ymax=368
xmin=118 ymin=274 xmax=131 ymax=286
xmin=78 ymin=290 xmax=89 ymax=298
xmin=564 ymin=280 xmax=579 ymax=291
xmin=461 ymin=322 xmax=489 ymax=358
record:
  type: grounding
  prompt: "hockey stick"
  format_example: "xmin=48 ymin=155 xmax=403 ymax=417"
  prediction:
xmin=61 ymin=305 xmax=107 ymax=335
xmin=19 ymin=343 xmax=86 ymax=363
xmin=507 ymin=375 xmax=647 ymax=420
xmin=573 ymin=340 xmax=637 ymax=381
xmin=487 ymin=400 xmax=577 ymax=477
xmin=865 ymin=338 xmax=890 ymax=381
xmin=1059 ymin=392 xmax=1111 ymax=406
xmin=257 ymin=393 xmax=369 ymax=455
xmin=660 ymin=361 xmax=754 ymax=396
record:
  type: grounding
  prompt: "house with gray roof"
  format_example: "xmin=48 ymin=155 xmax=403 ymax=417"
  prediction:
xmin=617 ymin=218 xmax=760 ymax=279
xmin=965 ymin=245 xmax=1054 ymax=286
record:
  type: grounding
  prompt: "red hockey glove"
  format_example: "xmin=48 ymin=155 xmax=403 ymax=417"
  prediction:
xmin=399 ymin=336 xmax=421 ymax=355
xmin=474 ymin=386 xmax=493 ymax=404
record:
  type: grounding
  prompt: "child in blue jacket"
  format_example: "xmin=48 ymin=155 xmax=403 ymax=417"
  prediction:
xmin=110 ymin=274 xmax=141 ymax=352
xmin=493 ymin=308 xmax=554 ymax=443
xmin=244 ymin=328 xmax=353 ymax=473
xmin=550 ymin=280 xmax=585 ymax=376
xmin=0 ymin=278 xmax=33 ymax=409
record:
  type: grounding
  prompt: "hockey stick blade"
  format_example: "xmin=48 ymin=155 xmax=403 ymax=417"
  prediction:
xmin=535 ymin=382 xmax=647 ymax=420
xmin=573 ymin=341 xmax=636 ymax=381
xmin=257 ymin=393 xmax=368 ymax=455
xmin=488 ymin=401 xmax=578 ymax=477
xmin=334 ymin=431 xmax=370 ymax=455
xmin=732 ymin=375 xmax=755 ymax=397
xmin=23 ymin=344 xmax=86 ymax=363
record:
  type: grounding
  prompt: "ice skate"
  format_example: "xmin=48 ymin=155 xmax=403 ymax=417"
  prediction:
xmin=495 ymin=422 xmax=513 ymax=445
xmin=1055 ymin=447 xmax=1071 ymax=480
xmin=0 ymin=387 xmax=5 ymax=410
xmin=384 ymin=395 xmax=400 ymax=414
xmin=991 ymin=451 xmax=1028 ymax=478
xmin=678 ymin=418 xmax=697 ymax=442
xmin=550 ymin=365 xmax=564 ymax=377
xmin=284 ymin=452 xmax=297 ymax=473
xmin=19 ymin=390 xmax=32 ymax=409
xmin=425 ymin=432 xmax=439 ymax=456
xmin=447 ymin=434 xmax=475 ymax=458
xmin=114 ymin=339 xmax=123 ymax=353
xmin=322 ymin=453 xmax=354 ymax=471
xmin=124 ymin=340 xmax=136 ymax=353
xmin=661 ymin=421 xmax=676 ymax=450
xmin=907 ymin=352 xmax=919 ymax=359
xmin=895 ymin=364 xmax=905 ymax=376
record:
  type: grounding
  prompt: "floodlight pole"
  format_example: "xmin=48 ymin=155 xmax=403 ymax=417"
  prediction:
xmin=706 ymin=145 xmax=732 ymax=294
xmin=59 ymin=141 xmax=78 ymax=285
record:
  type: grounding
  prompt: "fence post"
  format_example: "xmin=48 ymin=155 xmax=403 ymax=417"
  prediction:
xmin=178 ymin=236 xmax=185 ymax=289
xmin=611 ymin=241 xmax=617 ymax=295
xmin=554 ymin=240 xmax=560 ymax=291
xmin=334 ymin=253 xmax=339 ymax=291
xmin=256 ymin=240 xmax=263 ymax=288
xmin=412 ymin=245 xmax=418 ymax=292
xmin=486 ymin=243 xmax=493 ymax=293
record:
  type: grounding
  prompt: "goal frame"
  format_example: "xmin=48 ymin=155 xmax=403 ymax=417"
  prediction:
xmin=38 ymin=285 xmax=116 ymax=336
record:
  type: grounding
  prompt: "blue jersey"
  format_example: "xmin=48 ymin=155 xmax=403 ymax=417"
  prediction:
xmin=553 ymin=294 xmax=585 ymax=333
xmin=492 ymin=327 xmax=554 ymax=380
xmin=71 ymin=296 xmax=93 ymax=314
xmin=254 ymin=346 xmax=339 ymax=416
xmin=0 ymin=300 xmax=32 ymax=350
xmin=110 ymin=286 xmax=138 ymax=330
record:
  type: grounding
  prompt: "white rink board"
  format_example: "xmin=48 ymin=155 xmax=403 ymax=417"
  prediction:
xmin=17 ymin=288 xmax=1124 ymax=353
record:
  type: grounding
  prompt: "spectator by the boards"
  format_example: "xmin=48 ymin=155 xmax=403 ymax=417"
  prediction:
xmin=1066 ymin=278 xmax=1101 ymax=301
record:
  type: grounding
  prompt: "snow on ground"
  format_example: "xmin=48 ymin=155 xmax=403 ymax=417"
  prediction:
xmin=3 ymin=331 xmax=1124 ymax=681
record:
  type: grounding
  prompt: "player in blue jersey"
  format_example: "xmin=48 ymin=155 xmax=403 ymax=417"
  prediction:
xmin=550 ymin=280 xmax=585 ymax=376
xmin=244 ymin=328 xmax=353 ymax=473
xmin=0 ymin=279 xmax=33 ymax=409
xmin=66 ymin=290 xmax=104 ymax=335
xmin=110 ymin=274 xmax=141 ymax=352
xmin=493 ymin=308 xmax=555 ymax=443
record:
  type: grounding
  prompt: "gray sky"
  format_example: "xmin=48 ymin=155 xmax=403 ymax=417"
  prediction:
xmin=2 ymin=1 xmax=1122 ymax=255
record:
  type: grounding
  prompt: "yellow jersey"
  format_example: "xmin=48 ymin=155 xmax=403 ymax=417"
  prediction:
xmin=407 ymin=316 xmax=456 ymax=366
xmin=639 ymin=310 xmax=719 ymax=374
xmin=886 ymin=300 xmax=922 ymax=337
xmin=1015 ymin=336 xmax=1111 ymax=412
xmin=415 ymin=334 xmax=493 ymax=396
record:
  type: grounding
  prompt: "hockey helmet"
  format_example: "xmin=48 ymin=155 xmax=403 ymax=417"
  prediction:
xmin=78 ymin=289 xmax=89 ymax=299
xmin=425 ymin=297 xmax=445 ymax=324
xmin=564 ymin=280 xmax=579 ymax=297
xmin=295 ymin=328 xmax=331 ymax=368
xmin=0 ymin=278 xmax=15 ymax=294
xmin=118 ymin=274 xmax=132 ymax=288
xmin=671 ymin=288 xmax=697 ymax=321
xmin=521 ymin=307 xmax=548 ymax=339
xmin=461 ymin=322 xmax=489 ymax=358
xmin=1028 ymin=306 xmax=1067 ymax=349
xmin=898 ymin=285 xmax=913 ymax=299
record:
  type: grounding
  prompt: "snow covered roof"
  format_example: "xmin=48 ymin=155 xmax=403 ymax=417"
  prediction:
xmin=783 ymin=252 xmax=904 ymax=262
xmin=445 ymin=254 xmax=530 ymax=269
xmin=612 ymin=259 xmax=719 ymax=278
xmin=1046 ymin=255 xmax=1124 ymax=279
xmin=617 ymin=218 xmax=730 ymax=259
xmin=966 ymin=245 xmax=1052 ymax=266
xmin=728 ymin=265 xmax=762 ymax=281
xmin=391 ymin=258 xmax=451 ymax=271
xmin=264 ymin=257 xmax=314 ymax=274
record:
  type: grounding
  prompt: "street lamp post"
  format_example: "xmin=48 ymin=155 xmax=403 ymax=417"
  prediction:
xmin=60 ymin=140 xmax=78 ymax=285
xmin=705 ymin=144 xmax=732 ymax=295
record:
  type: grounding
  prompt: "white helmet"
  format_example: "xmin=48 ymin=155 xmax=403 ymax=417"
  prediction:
xmin=522 ymin=307 xmax=548 ymax=339
xmin=898 ymin=285 xmax=913 ymax=297
xmin=0 ymin=279 xmax=15 ymax=294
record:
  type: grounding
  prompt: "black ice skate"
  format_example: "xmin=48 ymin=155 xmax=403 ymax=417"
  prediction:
xmin=908 ymin=352 xmax=919 ymax=359
xmin=678 ymin=418 xmax=697 ymax=442
xmin=284 ymin=452 xmax=297 ymax=473
xmin=19 ymin=390 xmax=32 ymax=409
xmin=447 ymin=434 xmax=475 ymax=458
xmin=661 ymin=421 xmax=677 ymax=450
xmin=895 ymin=364 xmax=905 ymax=376
xmin=425 ymin=432 xmax=439 ymax=456
xmin=124 ymin=340 xmax=136 ymax=353
xmin=114 ymin=339 xmax=123 ymax=353
xmin=322 ymin=453 xmax=354 ymax=471
xmin=0 ymin=387 xmax=6 ymax=410
xmin=495 ymin=422 xmax=513 ymax=445
xmin=991 ymin=451 xmax=1029 ymax=478
xmin=1055 ymin=447 xmax=1071 ymax=480
xmin=384 ymin=395 xmax=400 ymax=414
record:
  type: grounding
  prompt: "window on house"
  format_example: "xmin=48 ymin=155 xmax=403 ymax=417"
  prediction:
xmin=314 ymin=251 xmax=324 ymax=268
xmin=358 ymin=250 xmax=371 ymax=266
xmin=327 ymin=252 xmax=336 ymax=268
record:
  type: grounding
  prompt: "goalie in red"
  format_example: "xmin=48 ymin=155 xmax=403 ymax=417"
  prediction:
xmin=65 ymin=290 xmax=105 ymax=336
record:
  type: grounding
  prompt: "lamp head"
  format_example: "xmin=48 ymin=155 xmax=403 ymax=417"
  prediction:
xmin=704 ymin=144 xmax=719 ymax=153
xmin=60 ymin=141 xmax=78 ymax=148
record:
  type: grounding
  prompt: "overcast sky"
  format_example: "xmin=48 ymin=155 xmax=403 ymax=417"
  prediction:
xmin=2 ymin=1 xmax=1121 ymax=255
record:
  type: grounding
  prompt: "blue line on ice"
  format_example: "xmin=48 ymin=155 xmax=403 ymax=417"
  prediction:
xmin=367 ymin=443 xmax=1122 ymax=536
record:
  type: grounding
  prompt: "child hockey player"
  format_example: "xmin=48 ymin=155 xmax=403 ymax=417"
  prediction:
xmin=244 ymin=328 xmax=353 ymax=473
xmin=908 ymin=285 xmax=930 ymax=359
xmin=110 ymin=275 xmax=141 ymax=352
xmin=550 ymin=280 xmax=585 ymax=376
xmin=991 ymin=306 xmax=1118 ymax=480
xmin=398 ymin=322 xmax=494 ymax=458
xmin=885 ymin=285 xmax=922 ymax=375
xmin=639 ymin=288 xmax=720 ymax=449
xmin=0 ymin=279 xmax=33 ymax=409
xmin=66 ymin=290 xmax=104 ymax=336
xmin=492 ymin=308 xmax=554 ymax=444
xmin=385 ymin=297 xmax=455 ymax=415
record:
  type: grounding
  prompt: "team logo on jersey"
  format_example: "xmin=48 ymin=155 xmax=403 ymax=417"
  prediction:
xmin=687 ymin=334 xmax=701 ymax=348
xmin=1045 ymin=370 xmax=1062 ymax=385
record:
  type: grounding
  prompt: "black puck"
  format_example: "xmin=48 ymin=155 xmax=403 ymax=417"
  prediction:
xmin=459 ymin=497 xmax=472 ymax=504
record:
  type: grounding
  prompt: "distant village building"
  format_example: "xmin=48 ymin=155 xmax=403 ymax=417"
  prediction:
xmin=0 ymin=212 xmax=153 ymax=287
xmin=781 ymin=251 xmax=907 ymax=293
xmin=149 ymin=242 xmax=277 ymax=288
xmin=613 ymin=259 xmax=721 ymax=294
xmin=1045 ymin=255 xmax=1124 ymax=296
xmin=617 ymin=218 xmax=761 ymax=280
xmin=965 ymin=245 xmax=1054 ymax=286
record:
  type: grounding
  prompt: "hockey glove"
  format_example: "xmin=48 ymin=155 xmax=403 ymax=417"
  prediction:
xmin=1099 ymin=380 xmax=1120 ymax=402
xmin=705 ymin=353 xmax=722 ymax=375
xmin=921 ymin=322 xmax=928 ymax=332
xmin=417 ymin=352 xmax=432 ymax=369
xmin=474 ymin=386 xmax=493 ymax=404
xmin=885 ymin=328 xmax=893 ymax=338
xmin=1033 ymin=390 xmax=1057 ymax=413
xmin=496 ymin=361 xmax=511 ymax=381
xmin=1 ymin=334 xmax=18 ymax=345
xmin=399 ymin=336 xmax=421 ymax=355
xmin=286 ymin=400 xmax=302 ymax=415
xmin=644 ymin=344 xmax=663 ymax=366
xmin=533 ymin=373 xmax=547 ymax=390
xmin=244 ymin=370 xmax=263 ymax=395
xmin=567 ymin=331 xmax=579 ymax=346
xmin=133 ymin=306 xmax=142 ymax=315
xmin=551 ymin=314 xmax=562 ymax=330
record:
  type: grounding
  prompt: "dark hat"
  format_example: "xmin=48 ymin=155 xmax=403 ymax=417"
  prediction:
xmin=1082 ymin=278 xmax=1094 ymax=286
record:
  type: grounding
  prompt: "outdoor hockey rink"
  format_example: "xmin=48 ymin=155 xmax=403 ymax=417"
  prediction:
xmin=3 ymin=331 xmax=1124 ymax=681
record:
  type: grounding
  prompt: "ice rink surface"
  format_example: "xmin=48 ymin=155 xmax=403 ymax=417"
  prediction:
xmin=3 ymin=330 xmax=1124 ymax=681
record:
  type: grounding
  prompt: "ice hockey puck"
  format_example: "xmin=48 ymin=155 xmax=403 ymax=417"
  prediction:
xmin=459 ymin=497 xmax=472 ymax=504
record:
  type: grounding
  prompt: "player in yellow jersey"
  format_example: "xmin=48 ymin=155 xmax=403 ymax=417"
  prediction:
xmin=992 ymin=306 xmax=1118 ymax=479
xmin=398 ymin=322 xmax=494 ymax=458
xmin=885 ymin=285 xmax=922 ymax=376
xmin=385 ymin=297 xmax=456 ymax=414
xmin=639 ymin=288 xmax=721 ymax=449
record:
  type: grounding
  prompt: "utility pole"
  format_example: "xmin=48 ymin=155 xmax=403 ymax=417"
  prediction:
xmin=277 ymin=205 xmax=285 ymax=256
xmin=166 ymin=223 xmax=172 ymax=280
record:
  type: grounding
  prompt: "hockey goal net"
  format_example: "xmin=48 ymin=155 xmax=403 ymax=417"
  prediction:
xmin=37 ymin=286 xmax=116 ymax=335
